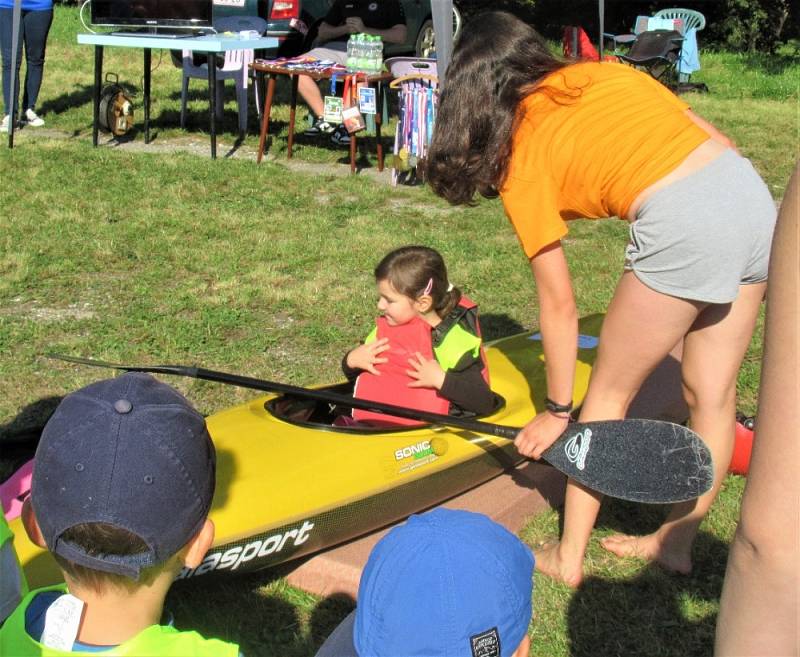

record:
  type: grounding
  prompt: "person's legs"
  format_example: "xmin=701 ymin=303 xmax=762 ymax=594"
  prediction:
xmin=0 ymin=7 xmax=25 ymax=118
xmin=20 ymin=7 xmax=53 ymax=114
xmin=298 ymin=74 xmax=324 ymax=118
xmin=601 ymin=281 xmax=766 ymax=573
xmin=536 ymin=271 xmax=704 ymax=587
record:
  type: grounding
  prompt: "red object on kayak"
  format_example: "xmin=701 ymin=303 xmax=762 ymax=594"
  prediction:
xmin=729 ymin=420 xmax=754 ymax=475
xmin=353 ymin=316 xmax=450 ymax=426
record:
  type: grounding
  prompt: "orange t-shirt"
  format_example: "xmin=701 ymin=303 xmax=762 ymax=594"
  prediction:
xmin=500 ymin=62 xmax=709 ymax=258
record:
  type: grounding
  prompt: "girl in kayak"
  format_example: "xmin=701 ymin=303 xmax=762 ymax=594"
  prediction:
xmin=343 ymin=245 xmax=495 ymax=421
xmin=426 ymin=12 xmax=776 ymax=586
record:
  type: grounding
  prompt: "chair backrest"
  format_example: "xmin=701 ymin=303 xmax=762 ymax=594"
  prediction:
xmin=213 ymin=15 xmax=268 ymax=35
xmin=653 ymin=8 xmax=705 ymax=32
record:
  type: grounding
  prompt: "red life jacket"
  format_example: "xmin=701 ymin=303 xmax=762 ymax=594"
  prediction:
xmin=352 ymin=297 xmax=488 ymax=426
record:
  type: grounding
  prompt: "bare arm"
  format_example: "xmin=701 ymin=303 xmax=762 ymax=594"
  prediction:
xmin=686 ymin=109 xmax=739 ymax=153
xmin=514 ymin=241 xmax=579 ymax=459
xmin=316 ymin=20 xmax=352 ymax=43
xmin=343 ymin=17 xmax=407 ymax=44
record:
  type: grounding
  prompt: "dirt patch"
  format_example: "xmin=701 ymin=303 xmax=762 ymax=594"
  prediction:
xmin=1 ymin=298 xmax=96 ymax=322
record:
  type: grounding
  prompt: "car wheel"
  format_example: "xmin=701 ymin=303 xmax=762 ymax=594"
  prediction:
xmin=414 ymin=6 xmax=462 ymax=59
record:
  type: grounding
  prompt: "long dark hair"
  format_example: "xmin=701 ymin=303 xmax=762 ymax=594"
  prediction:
xmin=375 ymin=246 xmax=461 ymax=319
xmin=427 ymin=11 xmax=568 ymax=205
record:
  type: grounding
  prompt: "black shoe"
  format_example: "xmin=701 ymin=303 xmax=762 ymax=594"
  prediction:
xmin=304 ymin=116 xmax=335 ymax=136
xmin=330 ymin=124 xmax=351 ymax=146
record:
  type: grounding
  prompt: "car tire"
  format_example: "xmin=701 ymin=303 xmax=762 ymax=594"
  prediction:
xmin=414 ymin=5 xmax=461 ymax=59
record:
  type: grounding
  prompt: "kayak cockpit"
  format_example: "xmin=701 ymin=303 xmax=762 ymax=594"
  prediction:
xmin=265 ymin=382 xmax=505 ymax=434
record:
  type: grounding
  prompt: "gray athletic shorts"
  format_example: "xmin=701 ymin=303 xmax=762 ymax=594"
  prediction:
xmin=624 ymin=149 xmax=777 ymax=303
xmin=306 ymin=41 xmax=348 ymax=65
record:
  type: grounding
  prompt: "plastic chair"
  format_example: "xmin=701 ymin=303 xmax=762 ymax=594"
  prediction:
xmin=653 ymin=8 xmax=705 ymax=32
xmin=603 ymin=15 xmax=650 ymax=54
xmin=654 ymin=8 xmax=705 ymax=82
xmin=180 ymin=16 xmax=268 ymax=136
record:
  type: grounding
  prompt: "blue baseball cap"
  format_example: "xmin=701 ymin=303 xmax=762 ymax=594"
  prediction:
xmin=32 ymin=372 xmax=216 ymax=580
xmin=316 ymin=508 xmax=535 ymax=657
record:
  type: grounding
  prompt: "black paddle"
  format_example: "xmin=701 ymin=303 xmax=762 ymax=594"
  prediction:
xmin=47 ymin=354 xmax=713 ymax=504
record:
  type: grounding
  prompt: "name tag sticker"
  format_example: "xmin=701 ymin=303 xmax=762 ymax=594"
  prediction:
xmin=41 ymin=594 xmax=85 ymax=651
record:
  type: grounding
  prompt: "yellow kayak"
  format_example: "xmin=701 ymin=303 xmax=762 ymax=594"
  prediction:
xmin=10 ymin=314 xmax=603 ymax=588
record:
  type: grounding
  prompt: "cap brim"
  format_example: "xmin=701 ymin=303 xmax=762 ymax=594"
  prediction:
xmin=315 ymin=610 xmax=358 ymax=657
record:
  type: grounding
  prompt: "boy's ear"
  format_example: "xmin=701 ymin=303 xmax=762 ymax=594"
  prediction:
xmin=21 ymin=498 xmax=47 ymax=548
xmin=183 ymin=518 xmax=215 ymax=569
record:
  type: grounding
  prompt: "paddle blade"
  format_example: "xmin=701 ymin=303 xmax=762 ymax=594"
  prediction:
xmin=542 ymin=419 xmax=713 ymax=504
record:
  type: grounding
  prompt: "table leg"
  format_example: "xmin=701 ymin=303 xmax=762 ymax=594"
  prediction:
xmin=208 ymin=59 xmax=218 ymax=159
xmin=350 ymin=133 xmax=357 ymax=173
xmin=375 ymin=81 xmax=384 ymax=172
xmin=92 ymin=46 xmax=103 ymax=147
xmin=143 ymin=48 xmax=151 ymax=144
xmin=287 ymin=74 xmax=298 ymax=160
xmin=257 ymin=74 xmax=276 ymax=164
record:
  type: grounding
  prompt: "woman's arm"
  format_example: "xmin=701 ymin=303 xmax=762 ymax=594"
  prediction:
xmin=514 ymin=241 xmax=579 ymax=459
xmin=686 ymin=109 xmax=739 ymax=152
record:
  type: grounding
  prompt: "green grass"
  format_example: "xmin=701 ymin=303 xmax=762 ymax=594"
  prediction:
xmin=1 ymin=6 xmax=798 ymax=656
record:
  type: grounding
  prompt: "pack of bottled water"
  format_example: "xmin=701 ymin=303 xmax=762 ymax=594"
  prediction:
xmin=346 ymin=33 xmax=384 ymax=73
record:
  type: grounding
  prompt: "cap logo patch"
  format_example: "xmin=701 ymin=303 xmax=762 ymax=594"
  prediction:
xmin=470 ymin=627 xmax=500 ymax=657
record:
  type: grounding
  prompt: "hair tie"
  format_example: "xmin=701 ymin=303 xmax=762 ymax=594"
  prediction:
xmin=447 ymin=282 xmax=454 ymax=292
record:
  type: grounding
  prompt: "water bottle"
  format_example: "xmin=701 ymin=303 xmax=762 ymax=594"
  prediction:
xmin=374 ymin=36 xmax=383 ymax=73
xmin=346 ymin=34 xmax=357 ymax=72
xmin=356 ymin=34 xmax=369 ymax=72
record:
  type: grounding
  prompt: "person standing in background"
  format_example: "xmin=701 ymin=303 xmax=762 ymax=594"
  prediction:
xmin=0 ymin=0 xmax=53 ymax=132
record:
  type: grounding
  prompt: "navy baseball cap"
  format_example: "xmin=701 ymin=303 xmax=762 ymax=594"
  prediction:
xmin=316 ymin=508 xmax=535 ymax=657
xmin=32 ymin=372 xmax=216 ymax=580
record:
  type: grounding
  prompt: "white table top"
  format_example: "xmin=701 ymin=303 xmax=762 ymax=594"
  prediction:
xmin=77 ymin=32 xmax=279 ymax=52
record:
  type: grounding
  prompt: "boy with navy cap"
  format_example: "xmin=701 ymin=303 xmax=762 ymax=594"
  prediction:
xmin=315 ymin=508 xmax=535 ymax=657
xmin=0 ymin=372 xmax=239 ymax=656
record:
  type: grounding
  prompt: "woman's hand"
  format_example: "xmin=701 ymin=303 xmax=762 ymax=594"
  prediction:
xmin=407 ymin=353 xmax=446 ymax=390
xmin=514 ymin=411 xmax=570 ymax=460
xmin=346 ymin=338 xmax=389 ymax=375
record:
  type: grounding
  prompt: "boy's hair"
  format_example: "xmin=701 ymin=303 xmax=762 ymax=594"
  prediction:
xmin=32 ymin=372 xmax=216 ymax=589
xmin=375 ymin=245 xmax=461 ymax=318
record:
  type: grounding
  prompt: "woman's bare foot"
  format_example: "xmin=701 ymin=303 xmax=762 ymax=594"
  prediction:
xmin=600 ymin=532 xmax=693 ymax=575
xmin=534 ymin=541 xmax=584 ymax=588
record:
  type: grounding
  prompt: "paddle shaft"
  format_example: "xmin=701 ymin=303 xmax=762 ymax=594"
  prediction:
xmin=50 ymin=357 xmax=522 ymax=440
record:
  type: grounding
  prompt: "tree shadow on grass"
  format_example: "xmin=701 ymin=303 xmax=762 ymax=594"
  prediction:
xmin=167 ymin=566 xmax=355 ymax=657
xmin=0 ymin=395 xmax=61 ymax=480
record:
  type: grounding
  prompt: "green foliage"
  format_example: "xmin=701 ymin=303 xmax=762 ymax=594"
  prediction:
xmin=458 ymin=0 xmax=799 ymax=53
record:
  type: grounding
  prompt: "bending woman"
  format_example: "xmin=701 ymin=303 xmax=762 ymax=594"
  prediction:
xmin=427 ymin=11 xmax=776 ymax=587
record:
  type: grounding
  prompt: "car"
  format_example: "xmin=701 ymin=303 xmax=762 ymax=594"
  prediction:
xmin=212 ymin=0 xmax=461 ymax=59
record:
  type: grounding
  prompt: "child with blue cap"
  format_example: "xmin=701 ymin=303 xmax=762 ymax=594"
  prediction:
xmin=315 ymin=507 xmax=535 ymax=657
xmin=0 ymin=372 xmax=239 ymax=656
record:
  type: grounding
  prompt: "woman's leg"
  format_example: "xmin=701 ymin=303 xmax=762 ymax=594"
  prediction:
xmin=601 ymin=281 xmax=766 ymax=573
xmin=536 ymin=271 xmax=704 ymax=587
xmin=20 ymin=8 xmax=53 ymax=112
xmin=0 ymin=7 xmax=24 ymax=117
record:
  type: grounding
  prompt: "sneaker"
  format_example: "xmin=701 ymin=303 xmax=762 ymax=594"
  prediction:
xmin=24 ymin=108 xmax=44 ymax=127
xmin=330 ymin=124 xmax=351 ymax=146
xmin=304 ymin=116 xmax=334 ymax=137
xmin=0 ymin=115 xmax=8 ymax=133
